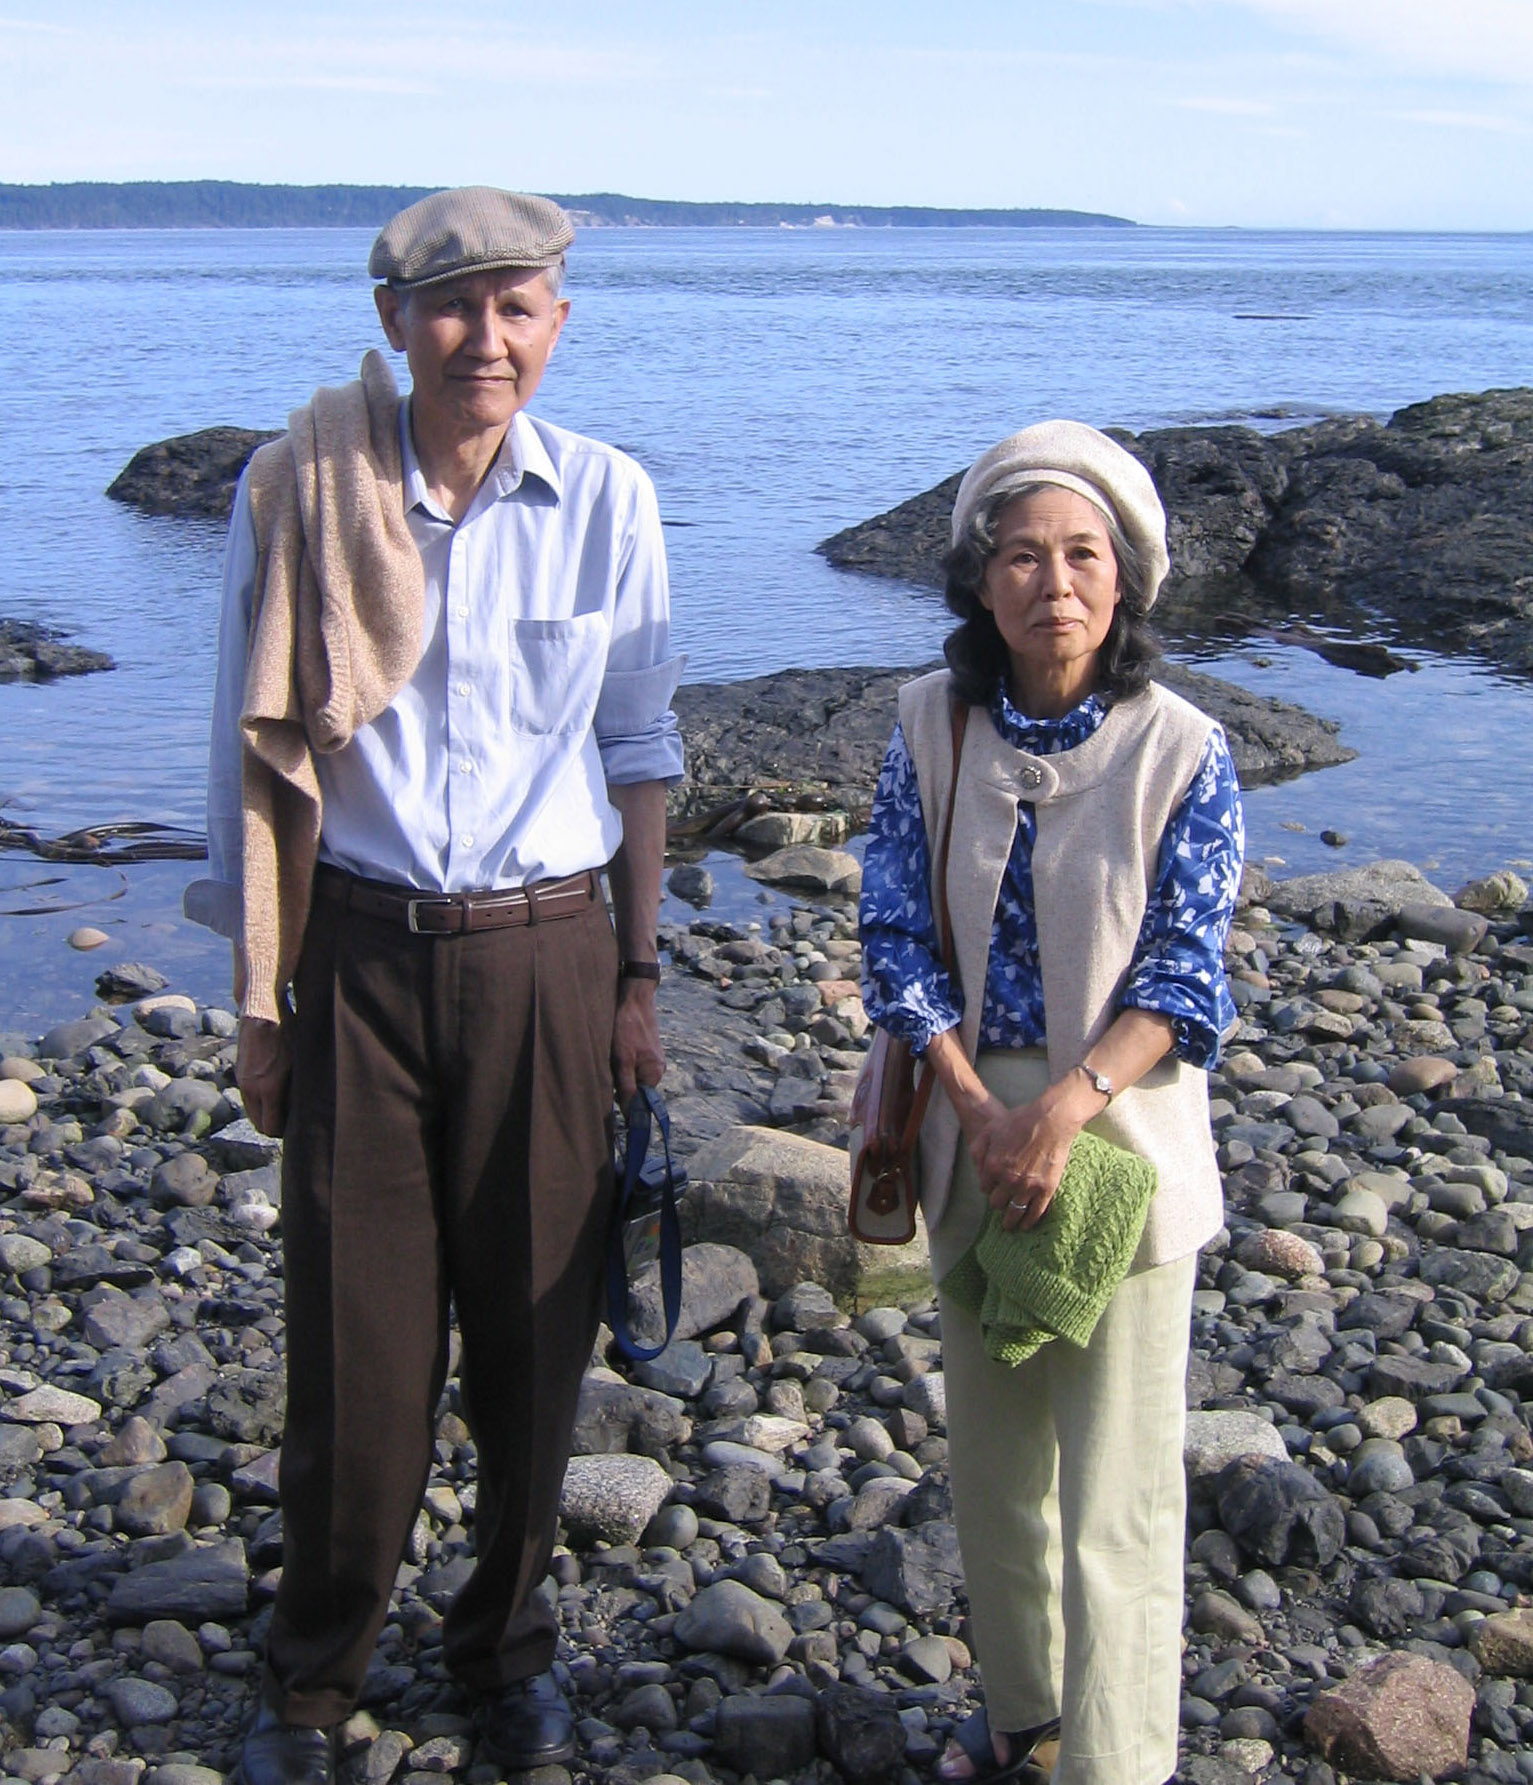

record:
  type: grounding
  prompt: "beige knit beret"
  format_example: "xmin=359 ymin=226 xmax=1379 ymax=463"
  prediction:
xmin=369 ymin=187 xmax=574 ymax=288
xmin=951 ymin=420 xmax=1171 ymax=608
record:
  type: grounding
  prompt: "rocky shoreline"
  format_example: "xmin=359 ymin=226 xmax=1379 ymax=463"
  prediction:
xmin=1 ymin=855 xmax=1533 ymax=1784
xmin=820 ymin=389 xmax=1533 ymax=679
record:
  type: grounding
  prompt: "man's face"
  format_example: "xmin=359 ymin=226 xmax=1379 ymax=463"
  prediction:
xmin=374 ymin=267 xmax=569 ymax=441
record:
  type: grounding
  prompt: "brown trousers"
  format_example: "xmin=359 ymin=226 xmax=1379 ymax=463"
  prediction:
xmin=265 ymin=876 xmax=618 ymax=1726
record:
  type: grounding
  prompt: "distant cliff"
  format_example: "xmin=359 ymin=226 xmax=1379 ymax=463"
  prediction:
xmin=0 ymin=181 xmax=1135 ymax=231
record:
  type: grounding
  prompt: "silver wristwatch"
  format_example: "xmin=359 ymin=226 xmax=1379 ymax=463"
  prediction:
xmin=1080 ymin=1064 xmax=1114 ymax=1103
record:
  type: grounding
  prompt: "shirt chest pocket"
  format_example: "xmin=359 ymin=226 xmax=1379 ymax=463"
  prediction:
xmin=507 ymin=613 xmax=610 ymax=736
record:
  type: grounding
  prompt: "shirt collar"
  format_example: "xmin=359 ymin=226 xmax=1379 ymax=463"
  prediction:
xmin=991 ymin=686 xmax=1110 ymax=756
xmin=397 ymin=403 xmax=562 ymax=522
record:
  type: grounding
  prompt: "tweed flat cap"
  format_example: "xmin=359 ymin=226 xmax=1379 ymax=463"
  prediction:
xmin=951 ymin=420 xmax=1171 ymax=608
xmin=369 ymin=187 xmax=574 ymax=288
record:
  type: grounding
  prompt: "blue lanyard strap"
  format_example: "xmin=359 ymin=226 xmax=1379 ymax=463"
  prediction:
xmin=606 ymin=1085 xmax=683 ymax=1363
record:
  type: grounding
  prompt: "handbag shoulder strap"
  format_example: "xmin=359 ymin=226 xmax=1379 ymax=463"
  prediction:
xmin=899 ymin=697 xmax=968 ymax=1148
xmin=932 ymin=698 xmax=967 ymax=976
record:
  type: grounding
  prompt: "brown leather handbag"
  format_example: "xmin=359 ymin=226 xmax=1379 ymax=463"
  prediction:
xmin=848 ymin=700 xmax=967 ymax=1244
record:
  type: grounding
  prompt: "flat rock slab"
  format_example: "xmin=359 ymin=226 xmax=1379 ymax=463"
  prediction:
xmin=1263 ymin=860 xmax=1451 ymax=941
xmin=672 ymin=660 xmax=1352 ymax=825
xmin=105 ymin=1539 xmax=250 ymax=1624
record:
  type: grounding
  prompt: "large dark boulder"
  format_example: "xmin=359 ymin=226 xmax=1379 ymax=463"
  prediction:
xmin=1215 ymin=1454 xmax=1346 ymax=1569
xmin=819 ymin=387 xmax=1533 ymax=676
xmin=107 ymin=425 xmax=280 ymax=520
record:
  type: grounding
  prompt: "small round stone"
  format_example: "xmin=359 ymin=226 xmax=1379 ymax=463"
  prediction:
xmin=0 ymin=1078 xmax=38 ymax=1123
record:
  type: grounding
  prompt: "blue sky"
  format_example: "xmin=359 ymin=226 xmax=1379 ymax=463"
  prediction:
xmin=1 ymin=0 xmax=1530 ymax=228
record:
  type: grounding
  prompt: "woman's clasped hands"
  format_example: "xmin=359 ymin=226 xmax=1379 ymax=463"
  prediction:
xmin=962 ymin=1083 xmax=1084 ymax=1231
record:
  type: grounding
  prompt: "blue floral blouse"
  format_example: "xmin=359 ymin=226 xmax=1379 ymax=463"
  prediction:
xmin=858 ymin=688 xmax=1245 ymax=1068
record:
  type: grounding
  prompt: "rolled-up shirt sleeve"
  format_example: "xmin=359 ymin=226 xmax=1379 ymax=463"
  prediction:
xmin=858 ymin=723 xmax=964 ymax=1054
xmin=1121 ymin=725 xmax=1245 ymax=1068
xmin=182 ymin=470 xmax=256 ymax=940
xmin=596 ymin=468 xmax=685 ymax=785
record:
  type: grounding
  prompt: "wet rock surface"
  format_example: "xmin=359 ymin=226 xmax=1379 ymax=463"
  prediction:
xmin=0 ymin=865 xmax=1532 ymax=1784
xmin=819 ymin=386 xmax=1533 ymax=677
xmin=671 ymin=659 xmax=1352 ymax=827
xmin=105 ymin=428 xmax=280 ymax=522
xmin=0 ymin=619 xmax=114 ymax=682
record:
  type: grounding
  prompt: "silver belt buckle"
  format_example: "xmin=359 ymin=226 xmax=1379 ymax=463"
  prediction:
xmin=406 ymin=896 xmax=454 ymax=934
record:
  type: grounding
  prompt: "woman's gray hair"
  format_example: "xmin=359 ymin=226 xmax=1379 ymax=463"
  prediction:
xmin=955 ymin=475 xmax=1151 ymax=615
xmin=942 ymin=477 xmax=1161 ymax=706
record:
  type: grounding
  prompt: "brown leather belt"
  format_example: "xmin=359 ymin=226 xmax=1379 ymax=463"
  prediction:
xmin=316 ymin=865 xmax=601 ymax=935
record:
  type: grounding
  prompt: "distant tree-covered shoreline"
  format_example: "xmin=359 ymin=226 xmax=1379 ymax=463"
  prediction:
xmin=0 ymin=181 xmax=1135 ymax=231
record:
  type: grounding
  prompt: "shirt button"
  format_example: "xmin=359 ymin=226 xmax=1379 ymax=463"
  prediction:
xmin=456 ymin=605 xmax=469 ymax=619
xmin=456 ymin=681 xmax=470 ymax=698
xmin=458 ymin=761 xmax=473 ymax=774
xmin=461 ymin=834 xmax=475 ymax=849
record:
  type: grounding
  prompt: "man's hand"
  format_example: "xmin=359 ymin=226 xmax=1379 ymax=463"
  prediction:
xmin=236 ymin=1015 xmax=292 ymax=1138
xmin=612 ymin=980 xmax=665 ymax=1108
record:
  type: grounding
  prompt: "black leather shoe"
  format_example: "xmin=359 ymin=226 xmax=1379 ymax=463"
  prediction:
xmin=479 ymin=1670 xmax=576 ymax=1770
xmin=237 ymin=1702 xmax=336 ymax=1785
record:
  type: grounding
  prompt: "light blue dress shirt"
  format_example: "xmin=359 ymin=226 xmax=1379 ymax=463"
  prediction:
xmin=190 ymin=401 xmax=685 ymax=940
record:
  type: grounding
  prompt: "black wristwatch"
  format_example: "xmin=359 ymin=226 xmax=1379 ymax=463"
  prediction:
xmin=620 ymin=959 xmax=662 ymax=983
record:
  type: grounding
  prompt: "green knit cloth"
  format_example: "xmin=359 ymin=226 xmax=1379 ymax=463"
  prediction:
xmin=940 ymin=1129 xmax=1157 ymax=1366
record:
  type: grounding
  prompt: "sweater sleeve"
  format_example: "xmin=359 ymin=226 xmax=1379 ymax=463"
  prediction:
xmin=182 ymin=468 xmax=256 ymax=941
xmin=858 ymin=723 xmax=964 ymax=1054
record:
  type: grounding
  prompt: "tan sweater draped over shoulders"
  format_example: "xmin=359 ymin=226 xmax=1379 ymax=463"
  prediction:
xmin=899 ymin=670 xmax=1225 ymax=1266
xmin=237 ymin=349 xmax=426 ymax=1021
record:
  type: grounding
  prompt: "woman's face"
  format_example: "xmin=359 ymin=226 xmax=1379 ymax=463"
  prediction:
xmin=979 ymin=487 xmax=1122 ymax=714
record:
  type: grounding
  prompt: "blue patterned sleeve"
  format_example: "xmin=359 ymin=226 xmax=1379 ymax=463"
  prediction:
xmin=1121 ymin=726 xmax=1245 ymax=1068
xmin=858 ymin=724 xmax=964 ymax=1053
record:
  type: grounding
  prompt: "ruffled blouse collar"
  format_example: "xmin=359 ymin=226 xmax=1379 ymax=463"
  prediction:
xmin=989 ymin=686 xmax=1109 ymax=756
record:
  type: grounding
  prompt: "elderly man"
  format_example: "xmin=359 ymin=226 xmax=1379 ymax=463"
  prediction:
xmin=185 ymin=188 xmax=682 ymax=1785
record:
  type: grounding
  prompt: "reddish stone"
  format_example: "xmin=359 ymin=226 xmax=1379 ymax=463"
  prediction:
xmin=1304 ymin=1651 xmax=1473 ymax=1782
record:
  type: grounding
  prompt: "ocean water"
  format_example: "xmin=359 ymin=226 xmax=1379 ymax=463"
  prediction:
xmin=0 ymin=225 xmax=1531 ymax=1029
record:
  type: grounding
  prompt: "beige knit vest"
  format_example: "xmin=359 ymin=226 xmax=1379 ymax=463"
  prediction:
xmin=900 ymin=670 xmax=1225 ymax=1266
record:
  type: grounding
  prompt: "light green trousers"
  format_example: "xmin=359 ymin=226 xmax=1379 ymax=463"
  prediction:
xmin=932 ymin=1053 xmax=1196 ymax=1785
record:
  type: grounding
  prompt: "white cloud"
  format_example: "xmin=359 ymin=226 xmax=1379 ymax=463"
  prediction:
xmin=192 ymin=71 xmax=439 ymax=96
xmin=1381 ymin=107 xmax=1530 ymax=135
xmin=0 ymin=13 xmax=77 ymax=33
xmin=1227 ymin=0 xmax=1533 ymax=88
xmin=1173 ymin=95 xmax=1276 ymax=115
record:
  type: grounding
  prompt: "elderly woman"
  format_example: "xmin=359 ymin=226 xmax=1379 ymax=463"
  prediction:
xmin=859 ymin=422 xmax=1244 ymax=1785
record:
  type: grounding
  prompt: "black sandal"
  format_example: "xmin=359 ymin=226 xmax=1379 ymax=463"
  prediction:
xmin=935 ymin=1709 xmax=1062 ymax=1785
